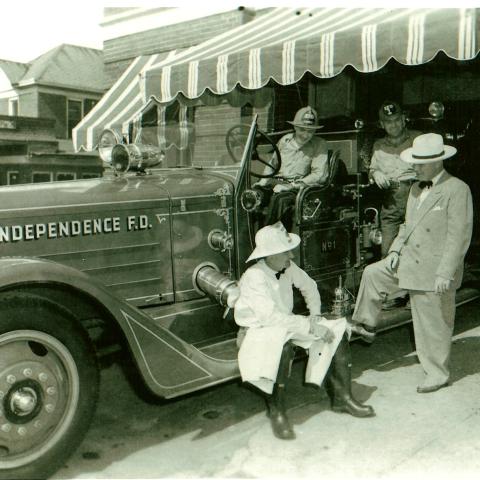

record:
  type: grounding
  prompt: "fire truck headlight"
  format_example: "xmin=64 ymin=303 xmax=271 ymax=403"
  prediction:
xmin=369 ymin=228 xmax=382 ymax=245
xmin=428 ymin=101 xmax=445 ymax=119
xmin=241 ymin=189 xmax=262 ymax=212
xmin=98 ymin=129 xmax=122 ymax=163
xmin=111 ymin=144 xmax=164 ymax=174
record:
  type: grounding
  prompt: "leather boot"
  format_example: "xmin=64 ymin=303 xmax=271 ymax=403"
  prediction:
xmin=266 ymin=383 xmax=295 ymax=440
xmin=325 ymin=335 xmax=375 ymax=418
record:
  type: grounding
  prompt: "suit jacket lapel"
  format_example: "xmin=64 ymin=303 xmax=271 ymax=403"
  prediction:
xmin=403 ymin=172 xmax=449 ymax=241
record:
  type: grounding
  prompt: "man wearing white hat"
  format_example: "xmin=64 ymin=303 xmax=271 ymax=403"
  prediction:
xmin=255 ymin=106 xmax=329 ymax=229
xmin=235 ymin=221 xmax=375 ymax=440
xmin=352 ymin=133 xmax=473 ymax=393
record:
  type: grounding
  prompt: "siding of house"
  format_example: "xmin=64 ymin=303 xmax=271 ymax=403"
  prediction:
xmin=0 ymin=99 xmax=9 ymax=115
xmin=17 ymin=90 xmax=38 ymax=117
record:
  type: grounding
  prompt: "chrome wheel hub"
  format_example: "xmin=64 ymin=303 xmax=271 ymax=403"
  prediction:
xmin=10 ymin=386 xmax=38 ymax=417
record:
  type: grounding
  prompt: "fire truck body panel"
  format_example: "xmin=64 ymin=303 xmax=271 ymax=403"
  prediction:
xmin=0 ymin=171 xmax=237 ymax=309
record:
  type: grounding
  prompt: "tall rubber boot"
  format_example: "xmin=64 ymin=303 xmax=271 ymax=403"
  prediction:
xmin=265 ymin=342 xmax=296 ymax=440
xmin=266 ymin=383 xmax=295 ymax=440
xmin=325 ymin=334 xmax=375 ymax=418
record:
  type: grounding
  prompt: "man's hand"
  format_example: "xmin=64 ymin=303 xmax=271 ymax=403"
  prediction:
xmin=291 ymin=181 xmax=306 ymax=190
xmin=273 ymin=183 xmax=294 ymax=193
xmin=386 ymin=251 xmax=400 ymax=272
xmin=372 ymin=171 xmax=391 ymax=189
xmin=434 ymin=276 xmax=452 ymax=295
xmin=252 ymin=179 xmax=268 ymax=188
xmin=309 ymin=316 xmax=334 ymax=343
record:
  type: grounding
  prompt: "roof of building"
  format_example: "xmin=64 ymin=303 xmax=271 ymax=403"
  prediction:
xmin=0 ymin=60 xmax=29 ymax=84
xmin=21 ymin=44 xmax=104 ymax=92
xmin=0 ymin=44 xmax=104 ymax=93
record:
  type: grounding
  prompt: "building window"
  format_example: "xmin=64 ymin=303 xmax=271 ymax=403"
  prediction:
xmin=56 ymin=172 xmax=76 ymax=181
xmin=67 ymin=99 xmax=83 ymax=139
xmin=32 ymin=172 xmax=53 ymax=183
xmin=83 ymin=99 xmax=97 ymax=116
xmin=81 ymin=173 xmax=101 ymax=179
xmin=7 ymin=171 xmax=20 ymax=185
xmin=8 ymin=98 xmax=18 ymax=116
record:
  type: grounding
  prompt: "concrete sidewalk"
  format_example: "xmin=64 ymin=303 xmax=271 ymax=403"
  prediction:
xmin=54 ymin=301 xmax=480 ymax=480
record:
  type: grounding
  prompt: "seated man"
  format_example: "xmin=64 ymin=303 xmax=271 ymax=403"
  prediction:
xmin=234 ymin=222 xmax=375 ymax=440
xmin=255 ymin=106 xmax=329 ymax=230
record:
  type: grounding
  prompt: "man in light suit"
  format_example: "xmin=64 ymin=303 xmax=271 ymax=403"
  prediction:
xmin=235 ymin=221 xmax=374 ymax=440
xmin=352 ymin=133 xmax=473 ymax=393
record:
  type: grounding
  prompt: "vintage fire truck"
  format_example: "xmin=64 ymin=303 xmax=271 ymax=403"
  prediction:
xmin=0 ymin=110 xmax=478 ymax=479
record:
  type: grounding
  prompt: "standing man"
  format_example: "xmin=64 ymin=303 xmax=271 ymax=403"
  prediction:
xmin=235 ymin=222 xmax=374 ymax=440
xmin=255 ymin=106 xmax=329 ymax=230
xmin=369 ymin=101 xmax=422 ymax=258
xmin=352 ymin=133 xmax=473 ymax=393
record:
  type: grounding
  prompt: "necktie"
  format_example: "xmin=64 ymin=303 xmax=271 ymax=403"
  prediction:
xmin=275 ymin=268 xmax=286 ymax=279
xmin=418 ymin=180 xmax=433 ymax=189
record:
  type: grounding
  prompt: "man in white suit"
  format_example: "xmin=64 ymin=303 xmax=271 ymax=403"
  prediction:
xmin=235 ymin=221 xmax=374 ymax=440
xmin=352 ymin=133 xmax=473 ymax=393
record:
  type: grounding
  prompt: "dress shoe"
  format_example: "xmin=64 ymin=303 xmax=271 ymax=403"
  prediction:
xmin=350 ymin=323 xmax=376 ymax=344
xmin=416 ymin=382 xmax=450 ymax=394
xmin=332 ymin=398 xmax=376 ymax=418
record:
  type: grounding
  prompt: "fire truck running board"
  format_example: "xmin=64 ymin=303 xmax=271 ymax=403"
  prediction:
xmin=196 ymin=337 xmax=238 ymax=361
xmin=351 ymin=286 xmax=480 ymax=340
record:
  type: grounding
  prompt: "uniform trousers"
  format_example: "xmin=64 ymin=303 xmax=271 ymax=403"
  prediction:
xmin=380 ymin=182 xmax=411 ymax=257
xmin=353 ymin=259 xmax=456 ymax=387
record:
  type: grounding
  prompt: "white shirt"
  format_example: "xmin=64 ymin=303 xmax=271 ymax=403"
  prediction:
xmin=417 ymin=169 xmax=446 ymax=208
xmin=234 ymin=259 xmax=321 ymax=332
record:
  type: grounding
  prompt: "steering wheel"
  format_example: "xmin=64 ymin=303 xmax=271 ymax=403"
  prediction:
xmin=225 ymin=124 xmax=282 ymax=178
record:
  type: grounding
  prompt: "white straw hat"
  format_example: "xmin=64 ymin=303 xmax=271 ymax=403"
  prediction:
xmin=400 ymin=133 xmax=457 ymax=164
xmin=246 ymin=222 xmax=300 ymax=262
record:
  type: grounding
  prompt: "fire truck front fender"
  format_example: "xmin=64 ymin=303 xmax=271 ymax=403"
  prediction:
xmin=0 ymin=257 xmax=129 ymax=309
xmin=0 ymin=257 xmax=167 ymax=364
xmin=0 ymin=257 xmax=240 ymax=399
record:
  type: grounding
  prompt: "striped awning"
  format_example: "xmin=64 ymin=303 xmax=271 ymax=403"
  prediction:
xmin=142 ymin=7 xmax=478 ymax=104
xmin=73 ymin=51 xmax=177 ymax=151
xmin=74 ymin=7 xmax=478 ymax=152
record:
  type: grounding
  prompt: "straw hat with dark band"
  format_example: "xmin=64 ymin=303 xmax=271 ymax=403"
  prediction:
xmin=400 ymin=133 xmax=456 ymax=164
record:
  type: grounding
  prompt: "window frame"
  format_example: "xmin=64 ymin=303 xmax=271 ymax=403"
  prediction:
xmin=32 ymin=171 xmax=53 ymax=183
xmin=7 ymin=170 xmax=20 ymax=185
xmin=55 ymin=172 xmax=77 ymax=182
xmin=8 ymin=98 xmax=19 ymax=116
xmin=66 ymin=98 xmax=83 ymax=139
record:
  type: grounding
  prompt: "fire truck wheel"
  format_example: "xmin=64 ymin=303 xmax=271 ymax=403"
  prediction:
xmin=0 ymin=292 xmax=99 ymax=480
